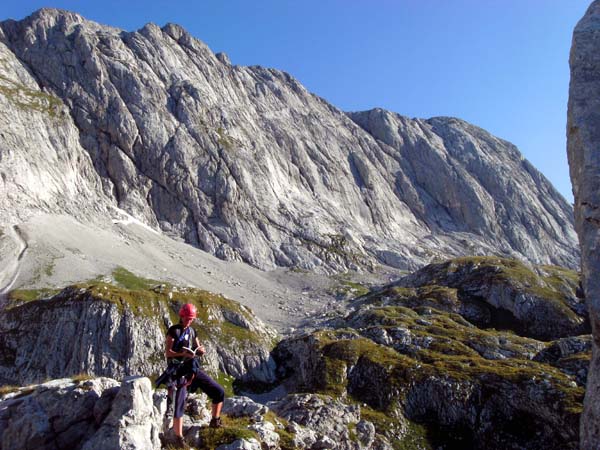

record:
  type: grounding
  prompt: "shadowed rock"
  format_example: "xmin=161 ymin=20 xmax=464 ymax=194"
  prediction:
xmin=567 ymin=1 xmax=600 ymax=447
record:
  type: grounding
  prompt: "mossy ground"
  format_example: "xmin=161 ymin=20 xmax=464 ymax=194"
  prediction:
xmin=263 ymin=411 xmax=296 ymax=450
xmin=6 ymin=267 xmax=276 ymax=384
xmin=196 ymin=416 xmax=258 ymax=448
xmin=6 ymin=288 xmax=61 ymax=307
xmin=213 ymin=371 xmax=236 ymax=398
xmin=329 ymin=273 xmax=371 ymax=299
xmin=307 ymin=300 xmax=585 ymax=417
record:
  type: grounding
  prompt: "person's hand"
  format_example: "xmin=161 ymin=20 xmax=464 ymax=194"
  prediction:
xmin=196 ymin=345 xmax=206 ymax=356
xmin=184 ymin=376 xmax=194 ymax=387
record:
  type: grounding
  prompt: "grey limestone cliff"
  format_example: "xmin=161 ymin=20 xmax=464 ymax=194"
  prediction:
xmin=0 ymin=281 xmax=277 ymax=386
xmin=0 ymin=8 xmax=579 ymax=272
xmin=567 ymin=1 xmax=600 ymax=448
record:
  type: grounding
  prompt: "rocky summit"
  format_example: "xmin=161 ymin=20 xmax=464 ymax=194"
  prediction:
xmin=0 ymin=8 xmax=578 ymax=273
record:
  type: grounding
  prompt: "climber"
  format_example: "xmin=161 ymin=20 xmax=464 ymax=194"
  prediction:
xmin=161 ymin=302 xmax=225 ymax=444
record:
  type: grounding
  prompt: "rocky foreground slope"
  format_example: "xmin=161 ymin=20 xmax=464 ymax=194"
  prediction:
xmin=0 ymin=257 xmax=590 ymax=449
xmin=264 ymin=257 xmax=589 ymax=449
xmin=0 ymin=8 xmax=578 ymax=273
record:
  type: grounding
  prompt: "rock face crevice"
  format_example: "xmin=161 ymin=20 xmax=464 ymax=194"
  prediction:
xmin=0 ymin=8 xmax=579 ymax=272
xmin=567 ymin=1 xmax=600 ymax=448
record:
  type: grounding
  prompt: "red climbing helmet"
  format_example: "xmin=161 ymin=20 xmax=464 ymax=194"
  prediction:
xmin=179 ymin=303 xmax=197 ymax=319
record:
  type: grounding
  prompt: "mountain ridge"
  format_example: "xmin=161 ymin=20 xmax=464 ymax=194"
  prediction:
xmin=0 ymin=7 xmax=579 ymax=273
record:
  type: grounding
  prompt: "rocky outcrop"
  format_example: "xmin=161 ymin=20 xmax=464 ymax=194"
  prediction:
xmin=0 ymin=279 xmax=277 ymax=385
xmin=567 ymin=1 xmax=600 ymax=447
xmin=270 ymin=329 xmax=583 ymax=449
xmin=0 ymin=8 xmax=578 ymax=272
xmin=394 ymin=256 xmax=588 ymax=340
xmin=0 ymin=377 xmax=301 ymax=450
xmin=263 ymin=258 xmax=590 ymax=449
xmin=0 ymin=376 xmax=164 ymax=450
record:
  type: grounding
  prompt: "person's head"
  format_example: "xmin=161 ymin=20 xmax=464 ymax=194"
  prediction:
xmin=178 ymin=303 xmax=197 ymax=327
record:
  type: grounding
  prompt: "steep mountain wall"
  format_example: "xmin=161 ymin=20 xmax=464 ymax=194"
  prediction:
xmin=0 ymin=8 xmax=578 ymax=271
xmin=567 ymin=1 xmax=600 ymax=447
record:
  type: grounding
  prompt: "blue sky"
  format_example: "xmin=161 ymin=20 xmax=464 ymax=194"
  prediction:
xmin=2 ymin=1 xmax=591 ymax=202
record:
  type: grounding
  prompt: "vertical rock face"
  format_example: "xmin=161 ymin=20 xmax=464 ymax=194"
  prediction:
xmin=568 ymin=2 xmax=600 ymax=447
xmin=0 ymin=8 xmax=579 ymax=272
xmin=0 ymin=31 xmax=111 ymax=225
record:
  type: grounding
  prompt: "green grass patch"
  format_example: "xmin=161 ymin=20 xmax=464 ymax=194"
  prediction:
xmin=213 ymin=371 xmax=236 ymax=398
xmin=358 ymin=405 xmax=431 ymax=450
xmin=263 ymin=411 xmax=296 ymax=450
xmin=6 ymin=288 xmax=60 ymax=308
xmin=197 ymin=416 xmax=258 ymax=449
xmin=348 ymin=421 xmax=358 ymax=442
xmin=330 ymin=278 xmax=371 ymax=299
xmin=112 ymin=267 xmax=162 ymax=291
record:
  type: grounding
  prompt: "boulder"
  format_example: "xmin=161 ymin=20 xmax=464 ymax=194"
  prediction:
xmin=0 ymin=377 xmax=161 ymax=450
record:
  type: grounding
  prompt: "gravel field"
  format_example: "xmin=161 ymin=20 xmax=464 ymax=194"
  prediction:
xmin=0 ymin=213 xmax=399 ymax=334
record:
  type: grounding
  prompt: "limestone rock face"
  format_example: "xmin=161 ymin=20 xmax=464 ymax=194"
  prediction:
xmin=0 ymin=377 xmax=163 ymax=450
xmin=567 ymin=1 xmax=600 ymax=447
xmin=0 ymin=8 xmax=578 ymax=272
xmin=267 ymin=394 xmax=360 ymax=446
xmin=0 ymin=31 xmax=112 ymax=226
xmin=0 ymin=283 xmax=277 ymax=386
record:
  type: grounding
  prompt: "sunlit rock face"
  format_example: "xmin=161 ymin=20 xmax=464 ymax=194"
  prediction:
xmin=0 ymin=8 xmax=578 ymax=273
xmin=568 ymin=1 xmax=600 ymax=448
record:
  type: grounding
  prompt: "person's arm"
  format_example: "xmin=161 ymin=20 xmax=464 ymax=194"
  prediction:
xmin=194 ymin=337 xmax=206 ymax=356
xmin=165 ymin=335 xmax=193 ymax=359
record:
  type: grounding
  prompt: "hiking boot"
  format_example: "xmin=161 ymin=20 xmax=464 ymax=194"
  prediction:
xmin=209 ymin=416 xmax=222 ymax=428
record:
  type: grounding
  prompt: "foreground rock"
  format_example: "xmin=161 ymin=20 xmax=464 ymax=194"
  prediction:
xmin=0 ymin=376 xmax=163 ymax=450
xmin=0 ymin=274 xmax=277 ymax=386
xmin=567 ymin=1 xmax=600 ymax=447
xmin=0 ymin=8 xmax=578 ymax=272
xmin=0 ymin=377 xmax=303 ymax=450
